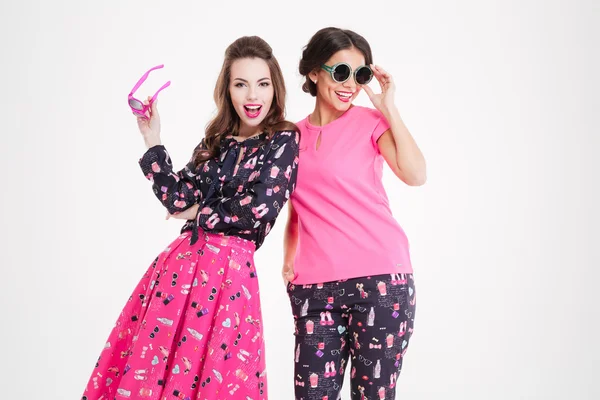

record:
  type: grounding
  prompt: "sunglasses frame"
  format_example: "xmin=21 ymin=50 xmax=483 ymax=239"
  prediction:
xmin=321 ymin=62 xmax=373 ymax=85
xmin=128 ymin=64 xmax=171 ymax=119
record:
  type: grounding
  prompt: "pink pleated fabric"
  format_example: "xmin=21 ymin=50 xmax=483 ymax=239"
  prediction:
xmin=82 ymin=231 xmax=267 ymax=400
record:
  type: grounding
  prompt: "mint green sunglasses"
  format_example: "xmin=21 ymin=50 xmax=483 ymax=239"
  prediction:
xmin=321 ymin=62 xmax=373 ymax=85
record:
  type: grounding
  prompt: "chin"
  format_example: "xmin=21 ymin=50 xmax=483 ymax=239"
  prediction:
xmin=240 ymin=117 xmax=266 ymax=132
xmin=332 ymin=99 xmax=352 ymax=112
xmin=248 ymin=117 xmax=266 ymax=128
xmin=238 ymin=111 xmax=265 ymax=128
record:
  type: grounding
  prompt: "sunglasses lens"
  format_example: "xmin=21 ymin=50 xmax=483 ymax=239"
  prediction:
xmin=132 ymin=111 xmax=147 ymax=119
xmin=128 ymin=98 xmax=144 ymax=110
xmin=355 ymin=67 xmax=373 ymax=85
xmin=332 ymin=64 xmax=351 ymax=82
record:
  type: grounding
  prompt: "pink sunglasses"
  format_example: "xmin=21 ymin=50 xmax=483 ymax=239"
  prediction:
xmin=128 ymin=64 xmax=171 ymax=119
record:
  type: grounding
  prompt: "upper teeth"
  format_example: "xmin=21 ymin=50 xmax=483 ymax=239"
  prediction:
xmin=246 ymin=106 xmax=260 ymax=110
xmin=336 ymin=92 xmax=352 ymax=98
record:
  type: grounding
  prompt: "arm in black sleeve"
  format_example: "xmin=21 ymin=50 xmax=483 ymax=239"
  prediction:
xmin=139 ymin=140 xmax=206 ymax=215
xmin=196 ymin=130 xmax=300 ymax=232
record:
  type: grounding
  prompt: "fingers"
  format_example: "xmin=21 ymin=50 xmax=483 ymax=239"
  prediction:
xmin=283 ymin=268 xmax=295 ymax=282
xmin=372 ymin=64 xmax=391 ymax=78
xmin=371 ymin=66 xmax=386 ymax=90
xmin=140 ymin=97 xmax=159 ymax=121
xmin=282 ymin=270 xmax=293 ymax=286
xmin=371 ymin=64 xmax=394 ymax=89
xmin=169 ymin=212 xmax=185 ymax=220
xmin=136 ymin=115 xmax=148 ymax=130
xmin=140 ymin=96 xmax=155 ymax=120
xmin=150 ymin=97 xmax=159 ymax=117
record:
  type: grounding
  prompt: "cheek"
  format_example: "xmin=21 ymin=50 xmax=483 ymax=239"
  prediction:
xmin=266 ymin=86 xmax=274 ymax=97
xmin=262 ymin=88 xmax=275 ymax=105
xmin=319 ymin=83 xmax=336 ymax=101
xmin=230 ymin=89 xmax=244 ymax=108
xmin=324 ymin=81 xmax=338 ymax=94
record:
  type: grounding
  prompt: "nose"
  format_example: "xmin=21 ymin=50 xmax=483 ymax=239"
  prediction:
xmin=247 ymin=85 xmax=258 ymax=101
xmin=342 ymin=76 xmax=356 ymax=90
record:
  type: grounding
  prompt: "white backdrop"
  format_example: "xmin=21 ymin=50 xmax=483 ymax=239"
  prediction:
xmin=0 ymin=0 xmax=598 ymax=398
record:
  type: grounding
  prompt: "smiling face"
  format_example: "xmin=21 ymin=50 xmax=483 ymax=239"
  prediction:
xmin=310 ymin=47 xmax=367 ymax=113
xmin=229 ymin=57 xmax=274 ymax=136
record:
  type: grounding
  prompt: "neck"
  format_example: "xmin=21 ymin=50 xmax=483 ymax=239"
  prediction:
xmin=309 ymin=97 xmax=349 ymax=126
xmin=237 ymin=124 xmax=263 ymax=138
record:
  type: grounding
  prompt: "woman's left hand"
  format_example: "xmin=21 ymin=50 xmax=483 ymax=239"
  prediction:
xmin=166 ymin=204 xmax=200 ymax=220
xmin=361 ymin=64 xmax=396 ymax=113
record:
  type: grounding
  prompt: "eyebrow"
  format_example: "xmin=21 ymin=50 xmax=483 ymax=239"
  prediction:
xmin=232 ymin=77 xmax=271 ymax=83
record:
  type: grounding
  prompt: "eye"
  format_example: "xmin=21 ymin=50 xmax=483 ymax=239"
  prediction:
xmin=259 ymin=82 xmax=270 ymax=87
xmin=234 ymin=83 xmax=245 ymax=88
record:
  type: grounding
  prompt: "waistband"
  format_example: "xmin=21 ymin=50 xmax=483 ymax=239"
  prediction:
xmin=184 ymin=230 xmax=256 ymax=253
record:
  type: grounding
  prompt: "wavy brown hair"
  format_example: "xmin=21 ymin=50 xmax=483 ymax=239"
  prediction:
xmin=193 ymin=36 xmax=298 ymax=166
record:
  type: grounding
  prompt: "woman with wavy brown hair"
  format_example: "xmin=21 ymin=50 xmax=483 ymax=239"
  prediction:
xmin=81 ymin=35 xmax=299 ymax=400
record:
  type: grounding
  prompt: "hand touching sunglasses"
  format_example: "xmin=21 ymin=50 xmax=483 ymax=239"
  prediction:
xmin=128 ymin=64 xmax=171 ymax=119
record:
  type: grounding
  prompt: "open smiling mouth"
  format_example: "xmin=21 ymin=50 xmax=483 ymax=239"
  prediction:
xmin=244 ymin=105 xmax=262 ymax=118
xmin=335 ymin=91 xmax=353 ymax=102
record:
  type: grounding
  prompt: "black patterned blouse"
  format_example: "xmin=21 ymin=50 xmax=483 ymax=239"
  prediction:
xmin=139 ymin=130 xmax=300 ymax=248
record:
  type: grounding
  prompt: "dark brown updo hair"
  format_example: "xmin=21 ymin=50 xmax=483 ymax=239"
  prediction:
xmin=299 ymin=27 xmax=373 ymax=97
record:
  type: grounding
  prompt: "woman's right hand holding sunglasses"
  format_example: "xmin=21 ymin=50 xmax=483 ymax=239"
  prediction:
xmin=136 ymin=96 xmax=162 ymax=149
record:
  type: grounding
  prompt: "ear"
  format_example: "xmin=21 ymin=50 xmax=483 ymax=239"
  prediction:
xmin=309 ymin=70 xmax=319 ymax=84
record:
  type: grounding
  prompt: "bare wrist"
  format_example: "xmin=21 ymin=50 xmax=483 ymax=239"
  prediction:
xmin=145 ymin=138 xmax=162 ymax=149
xmin=381 ymin=104 xmax=400 ymax=119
